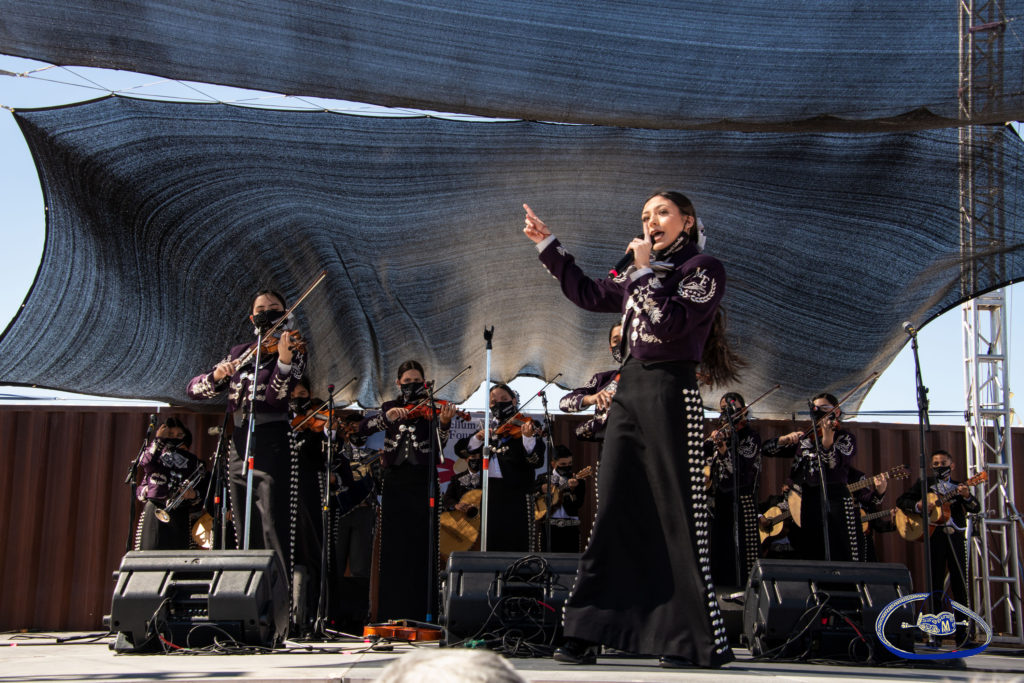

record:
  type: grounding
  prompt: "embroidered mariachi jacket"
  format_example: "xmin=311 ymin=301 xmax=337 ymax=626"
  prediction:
xmin=357 ymin=399 xmax=450 ymax=469
xmin=704 ymin=425 xmax=761 ymax=495
xmin=454 ymin=431 xmax=545 ymax=489
xmin=559 ymin=369 xmax=619 ymax=441
xmin=762 ymin=429 xmax=856 ymax=488
xmin=534 ymin=469 xmax=586 ymax=518
xmin=536 ymin=236 xmax=724 ymax=363
xmin=136 ymin=441 xmax=201 ymax=504
xmin=187 ymin=341 xmax=306 ymax=419
xmin=442 ymin=469 xmax=482 ymax=510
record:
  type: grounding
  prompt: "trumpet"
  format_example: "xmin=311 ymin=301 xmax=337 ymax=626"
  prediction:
xmin=155 ymin=464 xmax=205 ymax=523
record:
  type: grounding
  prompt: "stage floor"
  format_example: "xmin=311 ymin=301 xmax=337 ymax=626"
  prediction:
xmin=1 ymin=633 xmax=1021 ymax=682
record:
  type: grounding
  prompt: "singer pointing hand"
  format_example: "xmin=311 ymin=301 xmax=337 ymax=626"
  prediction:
xmin=522 ymin=192 xmax=742 ymax=669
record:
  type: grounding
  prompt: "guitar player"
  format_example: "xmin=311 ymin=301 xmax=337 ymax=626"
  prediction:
xmin=896 ymin=449 xmax=981 ymax=643
xmin=535 ymin=445 xmax=587 ymax=553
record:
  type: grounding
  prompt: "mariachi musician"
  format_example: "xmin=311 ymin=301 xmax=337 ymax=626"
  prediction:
xmin=558 ymin=323 xmax=623 ymax=442
xmin=762 ymin=392 xmax=862 ymax=562
xmin=454 ymin=383 xmax=545 ymax=553
xmin=134 ymin=417 xmax=204 ymax=551
xmin=704 ymin=392 xmax=761 ymax=587
xmin=896 ymin=448 xmax=980 ymax=641
xmin=286 ymin=378 xmax=330 ymax=636
xmin=356 ymin=360 xmax=455 ymax=622
xmin=187 ymin=289 xmax=306 ymax=576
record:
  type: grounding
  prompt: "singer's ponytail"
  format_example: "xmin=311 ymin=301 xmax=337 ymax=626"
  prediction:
xmin=700 ymin=308 xmax=745 ymax=388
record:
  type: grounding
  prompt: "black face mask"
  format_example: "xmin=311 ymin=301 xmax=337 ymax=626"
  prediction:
xmin=252 ymin=309 xmax=284 ymax=332
xmin=467 ymin=458 xmax=482 ymax=473
xmin=611 ymin=344 xmax=624 ymax=364
xmin=400 ymin=382 xmax=427 ymax=403
xmin=556 ymin=465 xmax=574 ymax=476
xmin=492 ymin=400 xmax=516 ymax=421
xmin=157 ymin=437 xmax=184 ymax=449
xmin=289 ymin=396 xmax=312 ymax=414
xmin=934 ymin=465 xmax=952 ymax=481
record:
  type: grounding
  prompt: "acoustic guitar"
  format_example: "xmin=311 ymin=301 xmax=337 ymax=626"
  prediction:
xmin=439 ymin=488 xmax=483 ymax=562
xmin=759 ymin=464 xmax=909 ymax=543
xmin=895 ymin=471 xmax=987 ymax=542
xmin=786 ymin=464 xmax=908 ymax=527
xmin=533 ymin=466 xmax=593 ymax=522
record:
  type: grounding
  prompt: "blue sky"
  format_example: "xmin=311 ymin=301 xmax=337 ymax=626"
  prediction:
xmin=0 ymin=55 xmax=1019 ymax=423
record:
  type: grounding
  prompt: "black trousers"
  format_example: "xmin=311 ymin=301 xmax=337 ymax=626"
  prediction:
xmin=376 ymin=463 xmax=438 ymax=622
xmin=709 ymin=491 xmax=758 ymax=587
xmin=135 ymin=500 xmax=192 ymax=550
xmin=230 ymin=422 xmax=292 ymax=577
xmin=562 ymin=359 xmax=733 ymax=666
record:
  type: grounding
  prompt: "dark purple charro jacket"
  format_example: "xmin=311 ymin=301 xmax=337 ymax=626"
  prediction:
xmin=536 ymin=235 xmax=724 ymax=363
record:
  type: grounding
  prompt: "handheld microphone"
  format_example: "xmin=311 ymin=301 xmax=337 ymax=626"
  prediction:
xmin=902 ymin=321 xmax=917 ymax=337
xmin=609 ymin=234 xmax=646 ymax=277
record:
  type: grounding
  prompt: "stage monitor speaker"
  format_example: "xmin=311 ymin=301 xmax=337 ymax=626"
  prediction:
xmin=105 ymin=550 xmax=288 ymax=652
xmin=440 ymin=551 xmax=580 ymax=646
xmin=742 ymin=559 xmax=915 ymax=662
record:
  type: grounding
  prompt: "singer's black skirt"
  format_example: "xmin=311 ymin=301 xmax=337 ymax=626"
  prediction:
xmin=561 ymin=359 xmax=733 ymax=666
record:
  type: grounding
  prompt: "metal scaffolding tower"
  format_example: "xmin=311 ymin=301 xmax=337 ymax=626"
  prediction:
xmin=958 ymin=0 xmax=1023 ymax=645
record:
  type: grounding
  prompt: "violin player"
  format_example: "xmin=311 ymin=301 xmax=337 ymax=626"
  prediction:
xmin=761 ymin=392 xmax=862 ymax=562
xmin=704 ymin=392 xmax=762 ymax=587
xmin=558 ymin=323 xmax=622 ymax=443
xmin=187 ymin=289 xmax=306 ymax=577
xmin=287 ymin=377 xmax=330 ymax=635
xmin=453 ymin=382 xmax=545 ymax=553
xmin=356 ymin=360 xmax=455 ymax=622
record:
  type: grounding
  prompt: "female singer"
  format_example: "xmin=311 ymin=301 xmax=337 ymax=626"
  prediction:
xmin=356 ymin=360 xmax=455 ymax=622
xmin=187 ymin=289 xmax=306 ymax=575
xmin=453 ymin=383 xmax=545 ymax=552
xmin=522 ymin=191 xmax=740 ymax=668
xmin=135 ymin=417 xmax=202 ymax=550
xmin=762 ymin=392 xmax=862 ymax=562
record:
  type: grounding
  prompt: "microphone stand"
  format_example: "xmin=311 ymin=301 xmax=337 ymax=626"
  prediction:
xmin=240 ymin=326 xmax=265 ymax=550
xmin=312 ymin=385 xmax=337 ymax=637
xmin=908 ymin=327 xmax=937 ymax=621
xmin=807 ymin=401 xmax=832 ymax=563
xmin=424 ymin=379 xmax=442 ymax=624
xmin=204 ymin=410 xmax=232 ymax=550
xmin=539 ymin=393 xmax=557 ymax=553
xmin=481 ymin=327 xmax=494 ymax=552
xmin=124 ymin=414 xmax=158 ymax=552
xmin=723 ymin=404 xmax=744 ymax=587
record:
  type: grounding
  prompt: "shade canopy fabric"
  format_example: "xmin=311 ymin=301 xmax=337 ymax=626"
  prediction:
xmin=2 ymin=0 xmax=1023 ymax=131
xmin=2 ymin=96 xmax=1021 ymax=415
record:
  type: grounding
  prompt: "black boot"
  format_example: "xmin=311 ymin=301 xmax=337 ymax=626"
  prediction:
xmin=553 ymin=637 xmax=598 ymax=665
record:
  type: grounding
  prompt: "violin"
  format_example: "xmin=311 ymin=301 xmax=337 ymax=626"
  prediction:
xmin=259 ymin=329 xmax=307 ymax=356
xmin=291 ymin=409 xmax=360 ymax=438
xmin=363 ymin=620 xmax=443 ymax=642
xmin=401 ymin=399 xmax=471 ymax=423
xmin=495 ymin=413 xmax=545 ymax=439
